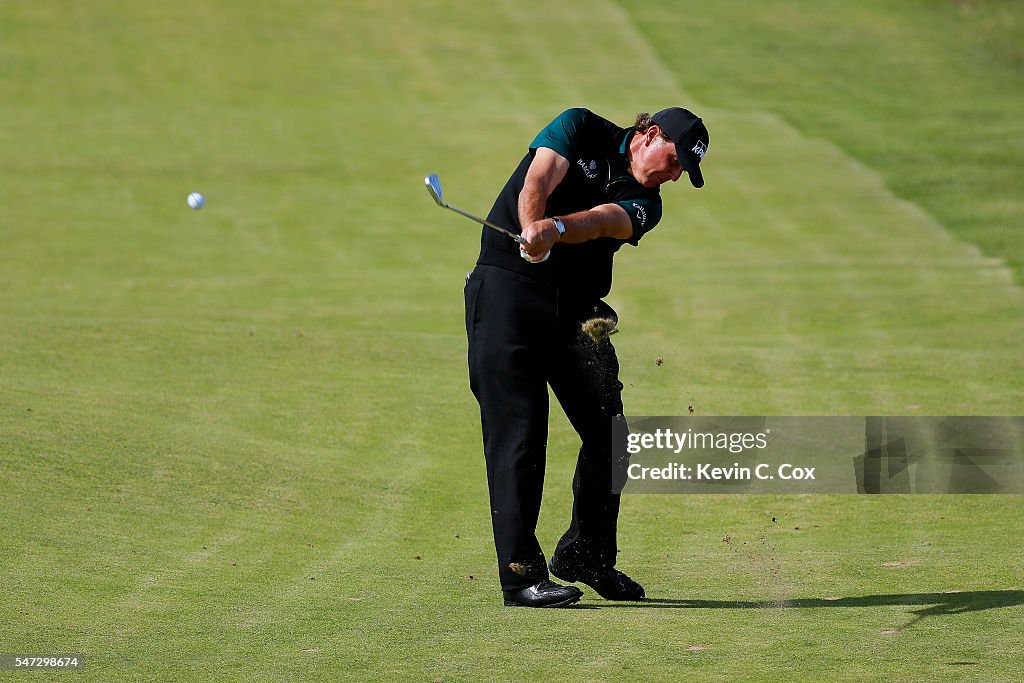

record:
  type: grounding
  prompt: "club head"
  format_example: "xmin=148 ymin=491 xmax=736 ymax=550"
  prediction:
xmin=424 ymin=174 xmax=445 ymax=206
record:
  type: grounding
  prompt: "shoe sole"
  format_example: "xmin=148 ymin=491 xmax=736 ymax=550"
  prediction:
xmin=548 ymin=565 xmax=579 ymax=584
xmin=503 ymin=592 xmax=583 ymax=608
xmin=550 ymin=565 xmax=645 ymax=601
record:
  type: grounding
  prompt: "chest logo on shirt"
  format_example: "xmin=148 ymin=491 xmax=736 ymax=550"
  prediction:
xmin=576 ymin=158 xmax=600 ymax=180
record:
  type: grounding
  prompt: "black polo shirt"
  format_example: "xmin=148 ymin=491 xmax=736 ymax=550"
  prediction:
xmin=477 ymin=108 xmax=663 ymax=301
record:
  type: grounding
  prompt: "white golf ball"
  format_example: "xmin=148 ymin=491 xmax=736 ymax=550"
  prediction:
xmin=187 ymin=192 xmax=205 ymax=210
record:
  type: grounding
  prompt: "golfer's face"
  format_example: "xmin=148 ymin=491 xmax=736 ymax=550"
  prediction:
xmin=635 ymin=134 xmax=683 ymax=188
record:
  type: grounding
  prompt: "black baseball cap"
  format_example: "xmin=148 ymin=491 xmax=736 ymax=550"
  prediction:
xmin=651 ymin=107 xmax=709 ymax=188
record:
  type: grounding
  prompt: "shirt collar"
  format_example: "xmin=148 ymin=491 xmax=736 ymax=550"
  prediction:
xmin=609 ymin=129 xmax=636 ymax=184
xmin=619 ymin=128 xmax=634 ymax=155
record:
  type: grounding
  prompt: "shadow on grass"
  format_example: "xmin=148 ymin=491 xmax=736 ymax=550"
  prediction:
xmin=597 ymin=590 xmax=1024 ymax=617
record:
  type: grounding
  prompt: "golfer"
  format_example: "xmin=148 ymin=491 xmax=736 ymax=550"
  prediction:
xmin=464 ymin=107 xmax=709 ymax=607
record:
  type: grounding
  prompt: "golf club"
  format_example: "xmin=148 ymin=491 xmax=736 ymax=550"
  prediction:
xmin=424 ymin=174 xmax=549 ymax=263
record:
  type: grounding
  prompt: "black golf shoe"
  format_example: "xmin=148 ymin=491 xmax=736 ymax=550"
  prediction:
xmin=548 ymin=557 xmax=645 ymax=601
xmin=502 ymin=580 xmax=584 ymax=608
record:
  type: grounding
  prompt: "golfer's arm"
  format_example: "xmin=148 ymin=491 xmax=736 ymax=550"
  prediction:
xmin=519 ymin=148 xmax=569 ymax=227
xmin=520 ymin=148 xmax=633 ymax=243
xmin=554 ymin=204 xmax=633 ymax=243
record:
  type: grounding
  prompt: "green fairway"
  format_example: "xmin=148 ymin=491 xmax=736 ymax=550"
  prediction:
xmin=2 ymin=1 xmax=1022 ymax=681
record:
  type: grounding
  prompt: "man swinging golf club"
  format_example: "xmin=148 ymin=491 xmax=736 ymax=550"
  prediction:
xmin=462 ymin=107 xmax=709 ymax=607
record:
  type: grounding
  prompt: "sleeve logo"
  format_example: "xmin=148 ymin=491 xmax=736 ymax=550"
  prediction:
xmin=632 ymin=202 xmax=648 ymax=227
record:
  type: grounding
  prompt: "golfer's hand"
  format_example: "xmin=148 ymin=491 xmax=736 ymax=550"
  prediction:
xmin=520 ymin=219 xmax=560 ymax=261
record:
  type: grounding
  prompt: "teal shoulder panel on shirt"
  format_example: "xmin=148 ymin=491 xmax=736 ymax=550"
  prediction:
xmin=617 ymin=196 xmax=663 ymax=246
xmin=529 ymin=108 xmax=591 ymax=159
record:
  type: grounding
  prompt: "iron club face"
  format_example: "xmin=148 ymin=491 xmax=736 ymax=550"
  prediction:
xmin=425 ymin=174 xmax=445 ymax=206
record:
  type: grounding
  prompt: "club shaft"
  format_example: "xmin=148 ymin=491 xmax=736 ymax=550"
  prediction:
xmin=442 ymin=203 xmax=526 ymax=245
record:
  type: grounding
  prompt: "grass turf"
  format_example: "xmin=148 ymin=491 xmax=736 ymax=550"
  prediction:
xmin=1 ymin=0 xmax=1022 ymax=680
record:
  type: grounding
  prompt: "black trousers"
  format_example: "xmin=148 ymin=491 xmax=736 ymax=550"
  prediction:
xmin=465 ymin=264 xmax=624 ymax=592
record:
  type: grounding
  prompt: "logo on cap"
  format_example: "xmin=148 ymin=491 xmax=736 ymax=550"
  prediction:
xmin=692 ymin=140 xmax=707 ymax=159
